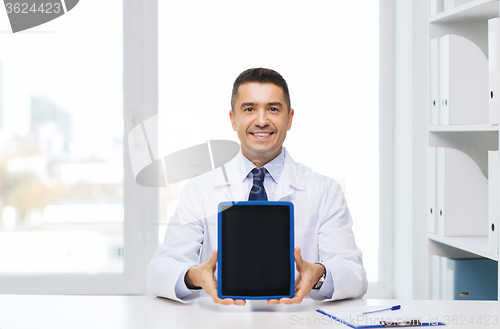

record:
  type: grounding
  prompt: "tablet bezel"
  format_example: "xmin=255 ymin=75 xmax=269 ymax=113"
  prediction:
xmin=217 ymin=201 xmax=295 ymax=300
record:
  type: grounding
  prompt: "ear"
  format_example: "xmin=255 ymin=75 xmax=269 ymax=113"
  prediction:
xmin=287 ymin=108 xmax=294 ymax=131
xmin=229 ymin=110 xmax=237 ymax=131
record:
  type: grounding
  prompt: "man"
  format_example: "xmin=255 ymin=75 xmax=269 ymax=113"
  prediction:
xmin=147 ymin=68 xmax=367 ymax=305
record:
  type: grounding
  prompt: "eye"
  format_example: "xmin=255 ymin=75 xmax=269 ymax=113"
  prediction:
xmin=269 ymin=107 xmax=279 ymax=112
xmin=244 ymin=107 xmax=254 ymax=112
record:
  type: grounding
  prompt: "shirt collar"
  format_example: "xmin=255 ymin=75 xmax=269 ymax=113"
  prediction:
xmin=238 ymin=148 xmax=286 ymax=184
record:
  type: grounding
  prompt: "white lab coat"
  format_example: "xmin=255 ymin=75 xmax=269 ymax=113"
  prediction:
xmin=146 ymin=148 xmax=367 ymax=302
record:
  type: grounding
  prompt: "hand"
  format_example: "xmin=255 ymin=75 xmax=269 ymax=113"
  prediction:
xmin=184 ymin=249 xmax=246 ymax=306
xmin=267 ymin=247 xmax=325 ymax=305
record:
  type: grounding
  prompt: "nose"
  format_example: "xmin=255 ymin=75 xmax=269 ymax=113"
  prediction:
xmin=254 ymin=108 xmax=269 ymax=128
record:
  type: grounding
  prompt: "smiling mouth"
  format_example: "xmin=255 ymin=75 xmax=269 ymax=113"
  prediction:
xmin=251 ymin=132 xmax=273 ymax=138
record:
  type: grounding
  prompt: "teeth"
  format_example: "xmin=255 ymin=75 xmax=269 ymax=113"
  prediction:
xmin=254 ymin=133 xmax=271 ymax=136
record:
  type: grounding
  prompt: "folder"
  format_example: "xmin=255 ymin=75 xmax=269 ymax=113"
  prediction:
xmin=438 ymin=35 xmax=489 ymax=125
xmin=436 ymin=148 xmax=446 ymax=235
xmin=430 ymin=38 xmax=439 ymax=125
xmin=444 ymin=0 xmax=455 ymax=11
xmin=443 ymin=0 xmax=472 ymax=11
xmin=429 ymin=0 xmax=444 ymax=16
xmin=432 ymin=255 xmax=441 ymax=300
xmin=446 ymin=258 xmax=498 ymax=300
xmin=488 ymin=151 xmax=499 ymax=254
xmin=455 ymin=0 xmax=473 ymax=6
xmin=436 ymin=147 xmax=488 ymax=236
xmin=440 ymin=256 xmax=449 ymax=300
xmin=428 ymin=147 xmax=437 ymax=234
xmin=438 ymin=37 xmax=450 ymax=125
xmin=489 ymin=18 xmax=499 ymax=124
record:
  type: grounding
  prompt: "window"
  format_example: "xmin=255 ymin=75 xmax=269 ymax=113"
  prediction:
xmin=0 ymin=0 xmax=146 ymax=294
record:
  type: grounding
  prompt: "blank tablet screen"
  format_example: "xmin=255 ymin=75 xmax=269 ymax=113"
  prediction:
xmin=218 ymin=201 xmax=294 ymax=299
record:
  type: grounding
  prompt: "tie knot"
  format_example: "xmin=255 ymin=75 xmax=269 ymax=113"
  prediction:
xmin=251 ymin=167 xmax=267 ymax=186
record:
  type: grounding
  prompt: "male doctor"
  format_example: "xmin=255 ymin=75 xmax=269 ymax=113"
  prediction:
xmin=147 ymin=68 xmax=367 ymax=305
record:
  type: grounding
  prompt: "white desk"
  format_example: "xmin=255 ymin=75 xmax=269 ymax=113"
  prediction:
xmin=0 ymin=295 xmax=498 ymax=329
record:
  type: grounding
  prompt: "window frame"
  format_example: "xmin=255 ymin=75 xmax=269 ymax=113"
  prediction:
xmin=0 ymin=0 xmax=158 ymax=295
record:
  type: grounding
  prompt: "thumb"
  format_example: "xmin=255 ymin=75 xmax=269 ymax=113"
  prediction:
xmin=209 ymin=250 xmax=218 ymax=266
xmin=294 ymin=247 xmax=303 ymax=268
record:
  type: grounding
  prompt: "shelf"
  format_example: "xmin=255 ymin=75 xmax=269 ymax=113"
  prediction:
xmin=429 ymin=124 xmax=499 ymax=132
xmin=429 ymin=130 xmax=498 ymax=177
xmin=430 ymin=0 xmax=499 ymax=23
xmin=428 ymin=233 xmax=498 ymax=261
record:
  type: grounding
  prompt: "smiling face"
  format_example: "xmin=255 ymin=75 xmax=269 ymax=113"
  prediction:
xmin=230 ymin=82 xmax=294 ymax=167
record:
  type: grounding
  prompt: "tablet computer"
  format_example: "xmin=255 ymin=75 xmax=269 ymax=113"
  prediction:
xmin=217 ymin=201 xmax=295 ymax=300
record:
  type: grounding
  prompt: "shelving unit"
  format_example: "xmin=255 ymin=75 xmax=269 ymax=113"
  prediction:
xmin=429 ymin=124 xmax=499 ymax=132
xmin=429 ymin=0 xmax=499 ymax=23
xmin=427 ymin=0 xmax=500 ymax=300
xmin=428 ymin=233 xmax=498 ymax=261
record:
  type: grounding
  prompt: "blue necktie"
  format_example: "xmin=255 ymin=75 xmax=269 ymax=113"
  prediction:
xmin=249 ymin=167 xmax=268 ymax=201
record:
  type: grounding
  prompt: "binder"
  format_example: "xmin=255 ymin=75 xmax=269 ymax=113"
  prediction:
xmin=442 ymin=0 xmax=473 ymax=11
xmin=488 ymin=151 xmax=499 ymax=254
xmin=446 ymin=258 xmax=498 ymax=300
xmin=438 ymin=37 xmax=450 ymax=125
xmin=436 ymin=147 xmax=488 ymax=236
xmin=430 ymin=0 xmax=444 ymax=16
xmin=436 ymin=148 xmax=446 ymax=235
xmin=444 ymin=0 xmax=455 ymax=11
xmin=440 ymin=256 xmax=448 ymax=299
xmin=427 ymin=147 xmax=437 ymax=234
xmin=430 ymin=38 xmax=439 ymax=125
xmin=489 ymin=18 xmax=499 ymax=124
xmin=455 ymin=0 xmax=473 ymax=6
xmin=438 ymin=35 xmax=489 ymax=125
xmin=432 ymin=255 xmax=441 ymax=300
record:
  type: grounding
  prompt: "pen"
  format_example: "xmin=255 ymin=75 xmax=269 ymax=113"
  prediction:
xmin=362 ymin=305 xmax=401 ymax=315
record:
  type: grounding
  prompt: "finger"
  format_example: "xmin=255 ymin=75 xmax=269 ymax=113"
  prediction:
xmin=278 ymin=297 xmax=293 ymax=304
xmin=294 ymin=247 xmax=303 ymax=270
xmin=234 ymin=299 xmax=246 ymax=306
xmin=294 ymin=274 xmax=302 ymax=287
xmin=267 ymin=299 xmax=280 ymax=305
xmin=205 ymin=278 xmax=240 ymax=306
xmin=209 ymin=293 xmax=226 ymax=305
xmin=293 ymin=285 xmax=309 ymax=303
xmin=209 ymin=249 xmax=218 ymax=265
xmin=204 ymin=277 xmax=225 ymax=304
xmin=294 ymin=247 xmax=302 ymax=261
xmin=286 ymin=295 xmax=303 ymax=304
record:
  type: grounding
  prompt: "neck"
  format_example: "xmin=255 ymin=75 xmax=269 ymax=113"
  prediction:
xmin=242 ymin=147 xmax=282 ymax=168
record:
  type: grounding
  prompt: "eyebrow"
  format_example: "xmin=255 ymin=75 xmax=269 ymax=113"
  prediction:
xmin=239 ymin=102 xmax=283 ymax=108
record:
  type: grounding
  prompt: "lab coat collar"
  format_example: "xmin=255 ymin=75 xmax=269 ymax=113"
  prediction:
xmin=214 ymin=147 xmax=305 ymax=201
xmin=240 ymin=148 xmax=284 ymax=185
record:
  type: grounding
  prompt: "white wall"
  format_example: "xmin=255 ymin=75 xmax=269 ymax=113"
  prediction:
xmin=382 ymin=0 xmax=429 ymax=299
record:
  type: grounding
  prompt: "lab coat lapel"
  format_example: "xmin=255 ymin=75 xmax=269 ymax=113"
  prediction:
xmin=213 ymin=148 xmax=305 ymax=202
xmin=274 ymin=149 xmax=305 ymax=201
xmin=213 ymin=153 xmax=247 ymax=202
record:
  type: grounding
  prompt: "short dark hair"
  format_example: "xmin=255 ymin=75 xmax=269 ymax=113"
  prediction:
xmin=231 ymin=68 xmax=291 ymax=113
